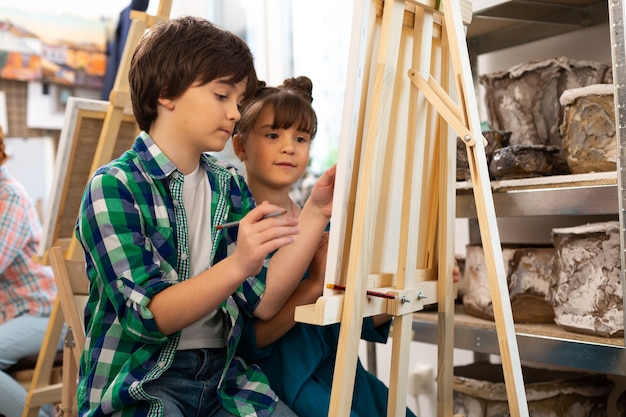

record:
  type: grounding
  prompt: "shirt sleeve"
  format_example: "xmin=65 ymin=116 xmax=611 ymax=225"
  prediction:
xmin=77 ymin=170 xmax=172 ymax=344
xmin=236 ymin=314 xmax=275 ymax=361
xmin=0 ymin=187 xmax=30 ymax=275
xmin=361 ymin=316 xmax=392 ymax=343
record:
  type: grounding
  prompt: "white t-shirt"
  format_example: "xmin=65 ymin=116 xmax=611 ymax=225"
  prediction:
xmin=178 ymin=164 xmax=226 ymax=349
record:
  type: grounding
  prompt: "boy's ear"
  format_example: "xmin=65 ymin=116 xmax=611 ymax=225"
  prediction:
xmin=232 ymin=134 xmax=247 ymax=161
xmin=158 ymin=96 xmax=175 ymax=110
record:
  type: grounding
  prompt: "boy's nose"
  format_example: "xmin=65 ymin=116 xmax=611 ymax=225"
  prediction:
xmin=228 ymin=103 xmax=241 ymax=121
xmin=230 ymin=110 xmax=241 ymax=122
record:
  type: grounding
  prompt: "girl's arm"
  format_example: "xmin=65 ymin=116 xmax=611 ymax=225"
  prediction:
xmin=254 ymin=233 xmax=328 ymax=347
xmin=254 ymin=165 xmax=336 ymax=320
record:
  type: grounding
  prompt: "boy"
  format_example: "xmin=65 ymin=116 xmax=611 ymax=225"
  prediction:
xmin=75 ymin=16 xmax=334 ymax=417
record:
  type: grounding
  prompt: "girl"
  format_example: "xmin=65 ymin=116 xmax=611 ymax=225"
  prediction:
xmin=233 ymin=76 xmax=415 ymax=417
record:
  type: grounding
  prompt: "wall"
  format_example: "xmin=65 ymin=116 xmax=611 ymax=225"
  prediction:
xmin=4 ymin=136 xmax=55 ymax=213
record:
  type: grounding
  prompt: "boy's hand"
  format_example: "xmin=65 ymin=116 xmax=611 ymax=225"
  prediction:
xmin=308 ymin=164 xmax=336 ymax=219
xmin=232 ymin=202 xmax=299 ymax=277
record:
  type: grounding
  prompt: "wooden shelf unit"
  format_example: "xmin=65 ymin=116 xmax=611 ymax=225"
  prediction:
xmin=409 ymin=0 xmax=626 ymax=380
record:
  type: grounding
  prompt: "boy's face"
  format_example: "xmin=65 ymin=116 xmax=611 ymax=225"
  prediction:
xmin=163 ymin=77 xmax=247 ymax=155
xmin=238 ymin=105 xmax=311 ymax=190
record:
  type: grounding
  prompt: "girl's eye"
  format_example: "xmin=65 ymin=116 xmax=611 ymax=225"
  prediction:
xmin=296 ymin=136 xmax=310 ymax=144
xmin=216 ymin=94 xmax=228 ymax=101
xmin=266 ymin=133 xmax=279 ymax=139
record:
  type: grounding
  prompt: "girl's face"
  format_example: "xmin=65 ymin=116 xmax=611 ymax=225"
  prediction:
xmin=236 ymin=104 xmax=311 ymax=191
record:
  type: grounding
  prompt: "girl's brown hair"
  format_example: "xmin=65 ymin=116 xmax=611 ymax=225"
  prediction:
xmin=235 ymin=76 xmax=317 ymax=140
xmin=129 ymin=16 xmax=258 ymax=133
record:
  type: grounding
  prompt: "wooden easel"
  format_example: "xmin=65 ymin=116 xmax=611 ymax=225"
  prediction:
xmin=65 ymin=1 xmax=172 ymax=259
xmin=294 ymin=1 xmax=529 ymax=416
xmin=23 ymin=3 xmax=172 ymax=416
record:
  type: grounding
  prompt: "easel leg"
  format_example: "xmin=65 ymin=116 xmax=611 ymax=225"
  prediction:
xmin=22 ymin=298 xmax=64 ymax=417
xmin=436 ymin=26 xmax=458 ymax=417
xmin=387 ymin=315 xmax=413 ymax=417
xmin=441 ymin=0 xmax=529 ymax=415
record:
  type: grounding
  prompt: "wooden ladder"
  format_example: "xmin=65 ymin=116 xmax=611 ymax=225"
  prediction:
xmin=294 ymin=1 xmax=529 ymax=416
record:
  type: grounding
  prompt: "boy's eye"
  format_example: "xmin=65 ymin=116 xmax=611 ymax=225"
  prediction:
xmin=296 ymin=136 xmax=309 ymax=143
xmin=266 ymin=133 xmax=279 ymax=139
xmin=216 ymin=94 xmax=228 ymax=101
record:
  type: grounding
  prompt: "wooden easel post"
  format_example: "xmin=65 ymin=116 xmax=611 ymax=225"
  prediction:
xmin=295 ymin=1 xmax=529 ymax=416
xmin=411 ymin=0 xmax=529 ymax=414
xmin=67 ymin=0 xmax=172 ymax=260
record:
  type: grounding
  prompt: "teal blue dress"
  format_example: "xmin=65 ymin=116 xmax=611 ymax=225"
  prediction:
xmin=238 ymin=279 xmax=416 ymax=417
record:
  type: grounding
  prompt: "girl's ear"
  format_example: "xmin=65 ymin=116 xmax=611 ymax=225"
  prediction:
xmin=232 ymin=134 xmax=247 ymax=161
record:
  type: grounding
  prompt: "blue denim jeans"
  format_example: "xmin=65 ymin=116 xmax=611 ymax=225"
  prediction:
xmin=0 ymin=314 xmax=59 ymax=417
xmin=143 ymin=348 xmax=298 ymax=417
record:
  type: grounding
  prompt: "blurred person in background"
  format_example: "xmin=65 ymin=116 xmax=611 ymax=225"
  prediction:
xmin=0 ymin=125 xmax=58 ymax=417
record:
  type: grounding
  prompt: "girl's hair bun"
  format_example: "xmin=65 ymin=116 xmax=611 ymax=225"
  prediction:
xmin=281 ymin=76 xmax=313 ymax=103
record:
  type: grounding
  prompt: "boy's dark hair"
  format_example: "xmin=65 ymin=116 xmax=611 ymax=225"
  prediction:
xmin=235 ymin=76 xmax=318 ymax=140
xmin=129 ymin=16 xmax=258 ymax=132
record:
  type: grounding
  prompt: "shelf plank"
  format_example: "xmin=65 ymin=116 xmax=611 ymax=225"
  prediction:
xmin=413 ymin=306 xmax=626 ymax=376
xmin=457 ymin=171 xmax=617 ymax=192
xmin=456 ymin=172 xmax=619 ymax=217
xmin=467 ymin=0 xmax=608 ymax=55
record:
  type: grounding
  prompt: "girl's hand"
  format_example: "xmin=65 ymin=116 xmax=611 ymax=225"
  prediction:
xmin=308 ymin=164 xmax=336 ymax=219
xmin=231 ymin=202 xmax=299 ymax=277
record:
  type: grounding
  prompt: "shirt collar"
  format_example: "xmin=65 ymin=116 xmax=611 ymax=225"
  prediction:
xmin=133 ymin=131 xmax=237 ymax=182
xmin=133 ymin=131 xmax=177 ymax=180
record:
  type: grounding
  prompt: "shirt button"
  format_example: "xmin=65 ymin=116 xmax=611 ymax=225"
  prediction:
xmin=131 ymin=381 xmax=139 ymax=388
xmin=173 ymin=200 xmax=180 ymax=208
xmin=116 ymin=280 xmax=124 ymax=289
xmin=180 ymin=253 xmax=188 ymax=261
xmin=157 ymin=361 xmax=166 ymax=368
xmin=172 ymin=172 xmax=179 ymax=180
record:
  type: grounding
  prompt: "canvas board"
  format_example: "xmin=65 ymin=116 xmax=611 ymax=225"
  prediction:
xmin=38 ymin=97 xmax=138 ymax=258
xmin=322 ymin=1 xmax=449 ymax=294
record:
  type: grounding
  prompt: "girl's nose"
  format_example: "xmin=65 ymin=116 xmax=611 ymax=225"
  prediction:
xmin=281 ymin=141 xmax=295 ymax=154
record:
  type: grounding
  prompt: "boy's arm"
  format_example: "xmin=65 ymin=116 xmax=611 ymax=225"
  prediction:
xmin=79 ymin=171 xmax=298 ymax=338
xmin=149 ymin=202 xmax=299 ymax=335
xmin=253 ymin=165 xmax=335 ymax=320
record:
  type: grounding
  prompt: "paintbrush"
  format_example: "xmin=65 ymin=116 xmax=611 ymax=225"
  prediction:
xmin=216 ymin=209 xmax=286 ymax=230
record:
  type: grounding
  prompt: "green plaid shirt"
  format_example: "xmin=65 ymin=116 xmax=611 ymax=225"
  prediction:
xmin=75 ymin=131 xmax=277 ymax=416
